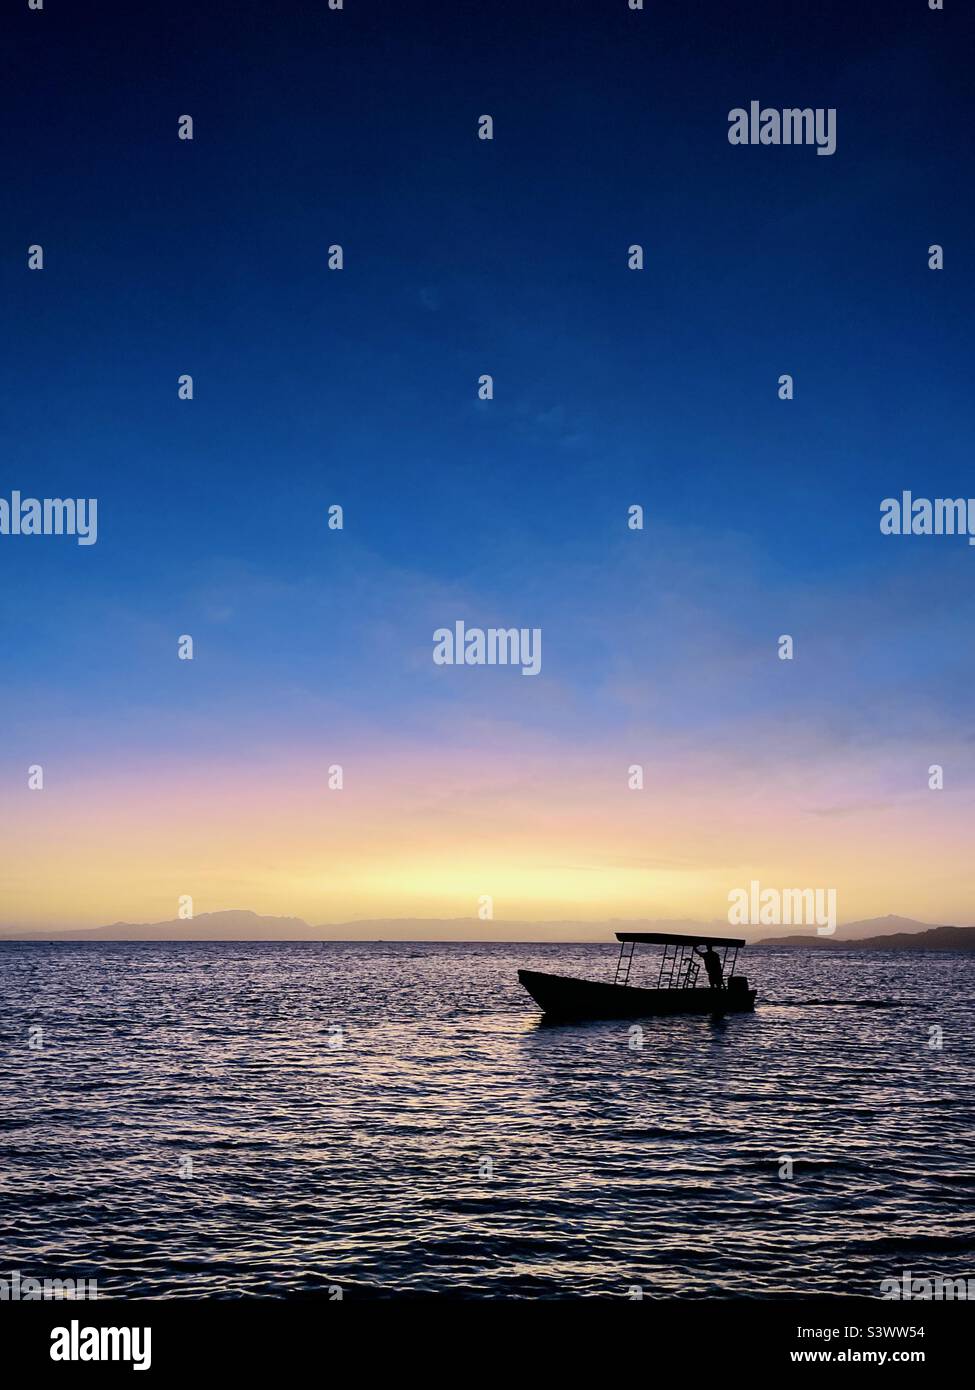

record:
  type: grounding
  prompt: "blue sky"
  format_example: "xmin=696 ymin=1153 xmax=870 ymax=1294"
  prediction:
xmin=2 ymin=0 xmax=973 ymax=926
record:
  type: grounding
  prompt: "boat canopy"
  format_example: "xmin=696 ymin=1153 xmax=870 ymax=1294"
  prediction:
xmin=615 ymin=931 xmax=746 ymax=947
xmin=613 ymin=931 xmax=746 ymax=990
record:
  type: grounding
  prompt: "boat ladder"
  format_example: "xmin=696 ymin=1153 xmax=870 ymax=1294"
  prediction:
xmin=657 ymin=941 xmax=681 ymax=988
xmin=614 ymin=939 xmax=636 ymax=985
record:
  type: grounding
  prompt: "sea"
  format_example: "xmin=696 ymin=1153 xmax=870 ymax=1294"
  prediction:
xmin=0 ymin=941 xmax=972 ymax=1300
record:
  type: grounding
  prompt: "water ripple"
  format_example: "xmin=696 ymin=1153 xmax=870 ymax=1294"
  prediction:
xmin=0 ymin=941 xmax=972 ymax=1298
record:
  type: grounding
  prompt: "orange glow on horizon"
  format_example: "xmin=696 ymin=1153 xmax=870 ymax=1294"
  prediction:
xmin=2 ymin=736 xmax=972 ymax=931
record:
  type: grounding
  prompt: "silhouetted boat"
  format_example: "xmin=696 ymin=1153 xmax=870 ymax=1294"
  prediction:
xmin=518 ymin=931 xmax=757 ymax=1020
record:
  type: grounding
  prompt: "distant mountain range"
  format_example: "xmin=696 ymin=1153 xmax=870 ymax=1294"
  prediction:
xmin=0 ymin=909 xmax=973 ymax=947
xmin=757 ymin=924 xmax=975 ymax=950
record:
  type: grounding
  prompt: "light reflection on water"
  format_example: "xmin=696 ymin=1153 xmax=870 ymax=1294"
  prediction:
xmin=0 ymin=941 xmax=972 ymax=1298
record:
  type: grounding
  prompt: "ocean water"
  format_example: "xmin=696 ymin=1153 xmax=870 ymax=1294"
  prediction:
xmin=0 ymin=940 xmax=972 ymax=1300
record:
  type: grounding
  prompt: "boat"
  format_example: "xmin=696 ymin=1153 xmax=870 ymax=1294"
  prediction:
xmin=518 ymin=931 xmax=757 ymax=1020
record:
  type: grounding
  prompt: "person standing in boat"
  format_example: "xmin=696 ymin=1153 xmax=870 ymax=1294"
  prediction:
xmin=694 ymin=943 xmax=724 ymax=990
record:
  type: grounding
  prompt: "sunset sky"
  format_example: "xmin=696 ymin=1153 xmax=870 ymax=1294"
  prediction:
xmin=2 ymin=1 xmax=973 ymax=931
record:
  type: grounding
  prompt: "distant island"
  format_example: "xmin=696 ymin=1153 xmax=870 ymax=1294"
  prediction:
xmin=0 ymin=909 xmax=973 ymax=946
xmin=757 ymin=924 xmax=975 ymax=950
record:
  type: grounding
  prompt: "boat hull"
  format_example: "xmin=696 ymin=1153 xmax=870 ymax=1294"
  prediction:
xmin=518 ymin=969 xmax=756 ymax=1020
